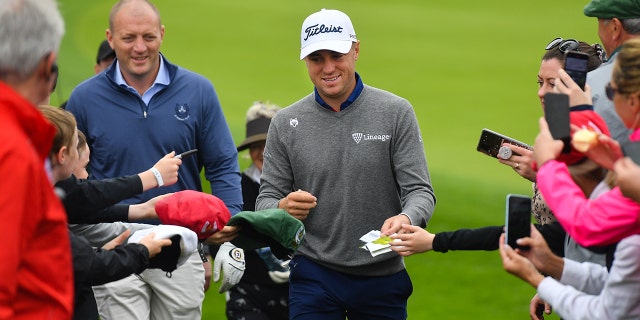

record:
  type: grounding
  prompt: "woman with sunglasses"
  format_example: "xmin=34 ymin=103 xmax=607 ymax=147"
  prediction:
xmin=390 ymin=38 xmax=606 ymax=255
xmin=534 ymin=37 xmax=640 ymax=249
xmin=498 ymin=38 xmax=640 ymax=320
xmin=500 ymin=38 xmax=604 ymax=223
xmin=391 ymin=38 xmax=611 ymax=318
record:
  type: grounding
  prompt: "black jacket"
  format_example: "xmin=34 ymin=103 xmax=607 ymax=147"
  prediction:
xmin=432 ymin=222 xmax=567 ymax=257
xmin=70 ymin=232 xmax=149 ymax=320
xmin=55 ymin=174 xmax=142 ymax=223
xmin=56 ymin=174 xmax=150 ymax=319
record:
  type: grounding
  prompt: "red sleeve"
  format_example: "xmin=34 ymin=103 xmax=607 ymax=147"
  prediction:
xmin=0 ymin=146 xmax=37 ymax=317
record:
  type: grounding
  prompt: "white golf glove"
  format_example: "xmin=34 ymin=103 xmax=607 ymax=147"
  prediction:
xmin=213 ymin=242 xmax=245 ymax=293
xmin=268 ymin=259 xmax=291 ymax=284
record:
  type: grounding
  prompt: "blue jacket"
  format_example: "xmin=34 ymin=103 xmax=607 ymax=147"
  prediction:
xmin=66 ymin=55 xmax=242 ymax=214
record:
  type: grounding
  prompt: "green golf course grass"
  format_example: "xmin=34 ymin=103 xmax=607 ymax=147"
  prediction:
xmin=55 ymin=0 xmax=598 ymax=318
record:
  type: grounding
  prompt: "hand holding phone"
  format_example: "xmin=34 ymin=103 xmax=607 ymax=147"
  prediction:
xmin=544 ymin=93 xmax=571 ymax=154
xmin=505 ymin=194 xmax=532 ymax=250
xmin=564 ymin=50 xmax=589 ymax=91
xmin=477 ymin=128 xmax=532 ymax=159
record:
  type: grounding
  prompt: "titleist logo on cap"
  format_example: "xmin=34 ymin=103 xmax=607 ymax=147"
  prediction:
xmin=303 ymin=24 xmax=344 ymax=41
xmin=299 ymin=9 xmax=357 ymax=60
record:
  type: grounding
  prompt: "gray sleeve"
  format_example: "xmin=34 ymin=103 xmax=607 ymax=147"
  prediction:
xmin=559 ymin=258 xmax=608 ymax=295
xmin=69 ymin=222 xmax=154 ymax=247
xmin=256 ymin=118 xmax=291 ymax=211
xmin=393 ymin=104 xmax=436 ymax=227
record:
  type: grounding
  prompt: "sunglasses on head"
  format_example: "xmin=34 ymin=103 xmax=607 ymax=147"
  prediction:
xmin=545 ymin=37 xmax=580 ymax=53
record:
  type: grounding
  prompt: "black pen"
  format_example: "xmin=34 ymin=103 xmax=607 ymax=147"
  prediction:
xmin=175 ymin=149 xmax=198 ymax=159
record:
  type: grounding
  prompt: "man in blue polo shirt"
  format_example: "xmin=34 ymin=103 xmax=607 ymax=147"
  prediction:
xmin=65 ymin=0 xmax=242 ymax=319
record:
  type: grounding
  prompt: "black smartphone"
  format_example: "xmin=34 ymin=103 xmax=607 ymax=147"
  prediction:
xmin=175 ymin=149 xmax=198 ymax=159
xmin=505 ymin=194 xmax=532 ymax=250
xmin=564 ymin=50 xmax=589 ymax=91
xmin=477 ymin=128 xmax=532 ymax=159
xmin=544 ymin=92 xmax=571 ymax=154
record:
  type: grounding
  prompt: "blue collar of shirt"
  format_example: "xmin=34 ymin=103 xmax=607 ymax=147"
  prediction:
xmin=314 ymin=72 xmax=364 ymax=111
xmin=114 ymin=54 xmax=170 ymax=103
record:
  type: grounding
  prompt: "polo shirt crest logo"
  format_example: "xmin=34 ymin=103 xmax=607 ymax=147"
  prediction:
xmin=352 ymin=133 xmax=363 ymax=144
xmin=174 ymin=104 xmax=190 ymax=121
xmin=289 ymin=118 xmax=299 ymax=127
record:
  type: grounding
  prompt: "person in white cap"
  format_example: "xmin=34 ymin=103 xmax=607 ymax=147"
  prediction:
xmin=256 ymin=8 xmax=436 ymax=320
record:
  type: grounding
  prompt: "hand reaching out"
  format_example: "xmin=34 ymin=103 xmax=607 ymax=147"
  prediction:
xmin=128 ymin=193 xmax=172 ymax=221
xmin=205 ymin=225 xmax=241 ymax=245
xmin=389 ymin=224 xmax=434 ymax=256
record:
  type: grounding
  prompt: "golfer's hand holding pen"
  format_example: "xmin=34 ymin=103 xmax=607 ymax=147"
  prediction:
xmin=279 ymin=189 xmax=317 ymax=220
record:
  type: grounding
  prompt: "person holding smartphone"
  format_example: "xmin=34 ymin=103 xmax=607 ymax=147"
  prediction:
xmin=534 ymin=38 xmax=640 ymax=249
xmin=514 ymin=38 xmax=640 ymax=320
xmin=499 ymin=223 xmax=640 ymax=320
xmin=391 ymin=39 xmax=614 ymax=319
xmin=390 ymin=107 xmax=612 ymax=258
xmin=391 ymin=38 xmax=606 ymax=253
xmin=502 ymin=39 xmax=604 ymax=226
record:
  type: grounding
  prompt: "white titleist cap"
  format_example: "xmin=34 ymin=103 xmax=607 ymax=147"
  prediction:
xmin=300 ymin=9 xmax=357 ymax=60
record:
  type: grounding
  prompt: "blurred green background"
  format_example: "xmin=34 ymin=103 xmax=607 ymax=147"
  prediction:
xmin=54 ymin=0 xmax=598 ymax=318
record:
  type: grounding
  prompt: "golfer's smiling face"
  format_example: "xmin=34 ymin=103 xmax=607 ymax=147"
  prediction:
xmin=304 ymin=42 xmax=359 ymax=110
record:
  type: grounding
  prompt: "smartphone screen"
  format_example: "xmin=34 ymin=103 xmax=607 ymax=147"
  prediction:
xmin=564 ymin=51 xmax=589 ymax=91
xmin=476 ymin=128 xmax=532 ymax=158
xmin=505 ymin=194 xmax=532 ymax=250
xmin=544 ymin=92 xmax=571 ymax=153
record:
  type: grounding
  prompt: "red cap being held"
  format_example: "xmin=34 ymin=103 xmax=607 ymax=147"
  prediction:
xmin=155 ymin=190 xmax=231 ymax=240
